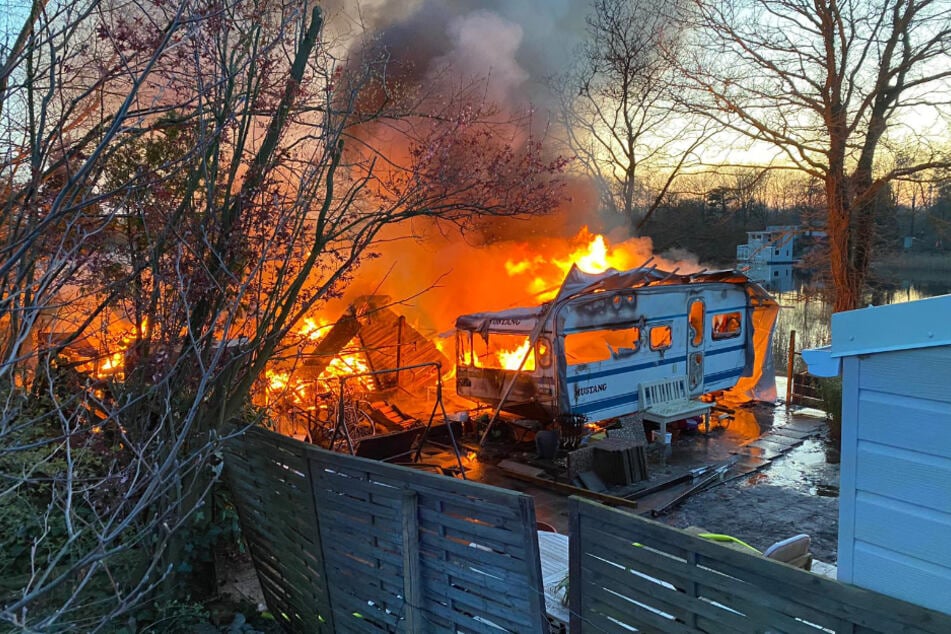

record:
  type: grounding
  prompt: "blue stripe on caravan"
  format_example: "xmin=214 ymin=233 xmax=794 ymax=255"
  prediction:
xmin=565 ymin=355 xmax=688 ymax=383
xmin=563 ymin=313 xmax=687 ymax=334
xmin=572 ymin=393 xmax=640 ymax=415
xmin=710 ymin=305 xmax=748 ymax=314
xmin=572 ymin=371 xmax=744 ymax=416
xmin=704 ymin=369 xmax=743 ymax=384
xmin=562 ymin=303 xmax=748 ymax=335
xmin=705 ymin=343 xmax=746 ymax=356
xmin=565 ymin=344 xmax=744 ymax=384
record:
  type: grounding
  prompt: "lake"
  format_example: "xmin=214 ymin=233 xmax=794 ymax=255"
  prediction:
xmin=767 ymin=266 xmax=951 ymax=370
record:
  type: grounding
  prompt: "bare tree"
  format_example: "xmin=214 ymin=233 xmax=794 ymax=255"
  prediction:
xmin=676 ymin=0 xmax=951 ymax=311
xmin=553 ymin=0 xmax=713 ymax=230
xmin=0 ymin=0 xmax=565 ymax=629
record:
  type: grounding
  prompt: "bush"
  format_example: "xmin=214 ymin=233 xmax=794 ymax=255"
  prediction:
xmin=815 ymin=377 xmax=842 ymax=444
xmin=0 ymin=382 xmax=147 ymax=630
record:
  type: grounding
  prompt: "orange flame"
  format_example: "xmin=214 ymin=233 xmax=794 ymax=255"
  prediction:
xmin=503 ymin=227 xmax=644 ymax=301
xmin=299 ymin=316 xmax=329 ymax=341
xmin=556 ymin=233 xmax=610 ymax=273
xmin=496 ymin=338 xmax=535 ymax=371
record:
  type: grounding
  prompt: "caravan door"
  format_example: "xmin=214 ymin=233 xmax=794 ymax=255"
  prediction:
xmin=687 ymin=297 xmax=705 ymax=396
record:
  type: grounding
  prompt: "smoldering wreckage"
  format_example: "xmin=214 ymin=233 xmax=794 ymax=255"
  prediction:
xmin=250 ymin=257 xmax=779 ymax=503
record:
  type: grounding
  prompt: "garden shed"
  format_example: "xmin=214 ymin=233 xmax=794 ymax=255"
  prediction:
xmin=803 ymin=294 xmax=951 ymax=615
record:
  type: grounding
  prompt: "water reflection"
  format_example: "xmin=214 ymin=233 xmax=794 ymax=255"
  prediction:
xmin=769 ymin=271 xmax=950 ymax=368
xmin=751 ymin=437 xmax=841 ymax=496
xmin=726 ymin=408 xmax=767 ymax=441
xmin=744 ymin=263 xmax=797 ymax=293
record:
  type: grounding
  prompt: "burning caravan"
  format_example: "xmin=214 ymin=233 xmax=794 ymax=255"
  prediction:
xmin=454 ymin=266 xmax=778 ymax=424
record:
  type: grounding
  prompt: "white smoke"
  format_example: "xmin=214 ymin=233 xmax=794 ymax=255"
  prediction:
xmin=437 ymin=11 xmax=528 ymax=105
xmin=324 ymin=0 xmax=590 ymax=111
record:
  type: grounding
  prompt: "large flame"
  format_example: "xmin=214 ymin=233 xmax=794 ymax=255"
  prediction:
xmin=58 ymin=221 xmax=700 ymax=440
xmin=557 ymin=232 xmax=610 ymax=273
xmin=263 ymin=318 xmax=376 ymax=413
xmin=503 ymin=226 xmax=647 ymax=301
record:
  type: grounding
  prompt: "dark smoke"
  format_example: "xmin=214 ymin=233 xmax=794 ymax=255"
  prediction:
xmin=315 ymin=0 xmax=656 ymax=331
xmin=324 ymin=0 xmax=589 ymax=114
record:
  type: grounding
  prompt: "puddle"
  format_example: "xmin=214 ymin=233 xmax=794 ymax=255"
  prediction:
xmin=815 ymin=484 xmax=840 ymax=497
xmin=752 ymin=437 xmax=841 ymax=497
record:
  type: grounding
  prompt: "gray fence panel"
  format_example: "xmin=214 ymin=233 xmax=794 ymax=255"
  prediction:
xmin=225 ymin=426 xmax=548 ymax=634
xmin=569 ymin=496 xmax=951 ymax=634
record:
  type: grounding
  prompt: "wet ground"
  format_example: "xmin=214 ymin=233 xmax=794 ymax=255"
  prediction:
xmin=466 ymin=399 xmax=841 ymax=564
xmin=657 ymin=396 xmax=841 ymax=562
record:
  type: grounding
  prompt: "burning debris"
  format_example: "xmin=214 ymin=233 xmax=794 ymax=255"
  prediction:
xmin=260 ymin=296 xmax=450 ymax=443
xmin=41 ymin=224 xmax=774 ymax=476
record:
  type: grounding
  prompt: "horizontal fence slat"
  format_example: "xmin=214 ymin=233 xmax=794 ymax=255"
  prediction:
xmin=570 ymin=497 xmax=951 ymax=634
xmin=698 ymin=584 xmax=829 ymax=634
xmin=581 ymin=588 xmax=697 ymax=634
xmin=328 ymin=591 xmax=402 ymax=631
xmin=417 ymin=506 xmax=529 ymax=549
xmin=421 ymin=600 xmax=516 ymax=634
xmin=419 ymin=562 xmax=534 ymax=606
xmin=225 ymin=426 xmax=548 ymax=634
xmin=578 ymin=522 xmax=845 ymax=633
xmin=418 ymin=530 xmax=535 ymax=576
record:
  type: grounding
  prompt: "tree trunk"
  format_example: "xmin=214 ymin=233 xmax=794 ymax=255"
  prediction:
xmin=826 ymin=172 xmax=860 ymax=313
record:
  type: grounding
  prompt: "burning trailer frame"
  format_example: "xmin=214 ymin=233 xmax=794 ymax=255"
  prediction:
xmin=454 ymin=265 xmax=779 ymax=447
xmin=263 ymin=296 xmax=473 ymax=472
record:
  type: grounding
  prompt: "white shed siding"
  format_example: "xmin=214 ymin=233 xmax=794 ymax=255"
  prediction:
xmin=852 ymin=541 xmax=951 ymax=605
xmin=838 ymin=346 xmax=951 ymax=614
xmin=858 ymin=347 xmax=951 ymax=402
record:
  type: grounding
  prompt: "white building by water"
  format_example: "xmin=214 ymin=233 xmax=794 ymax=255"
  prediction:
xmin=736 ymin=225 xmax=800 ymax=293
xmin=736 ymin=225 xmax=798 ymax=264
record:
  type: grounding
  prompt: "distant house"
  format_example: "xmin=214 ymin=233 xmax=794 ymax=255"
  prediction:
xmin=736 ymin=225 xmax=800 ymax=293
xmin=803 ymin=295 xmax=951 ymax=616
xmin=736 ymin=225 xmax=799 ymax=265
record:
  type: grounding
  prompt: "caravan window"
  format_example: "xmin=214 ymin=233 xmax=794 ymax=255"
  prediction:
xmin=564 ymin=327 xmax=640 ymax=364
xmin=649 ymin=325 xmax=672 ymax=351
xmin=712 ymin=312 xmax=742 ymax=340
xmin=472 ymin=333 xmax=536 ymax=371
xmin=457 ymin=331 xmax=473 ymax=366
xmin=688 ymin=300 xmax=704 ymax=346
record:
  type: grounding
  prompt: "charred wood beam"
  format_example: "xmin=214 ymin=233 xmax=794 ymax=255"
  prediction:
xmin=299 ymin=312 xmax=361 ymax=379
xmin=498 ymin=462 xmax=639 ymax=511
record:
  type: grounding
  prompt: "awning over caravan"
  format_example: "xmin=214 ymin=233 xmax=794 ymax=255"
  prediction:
xmin=454 ymin=306 xmax=545 ymax=336
xmin=725 ymin=285 xmax=780 ymax=405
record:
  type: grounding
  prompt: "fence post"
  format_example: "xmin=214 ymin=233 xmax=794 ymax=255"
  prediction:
xmin=785 ymin=329 xmax=796 ymax=411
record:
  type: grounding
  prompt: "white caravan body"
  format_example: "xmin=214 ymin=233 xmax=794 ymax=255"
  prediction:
xmin=454 ymin=267 xmax=778 ymax=423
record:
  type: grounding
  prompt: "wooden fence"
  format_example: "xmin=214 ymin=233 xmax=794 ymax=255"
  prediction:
xmin=225 ymin=427 xmax=951 ymax=633
xmin=568 ymin=497 xmax=951 ymax=633
xmin=223 ymin=426 xmax=548 ymax=633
